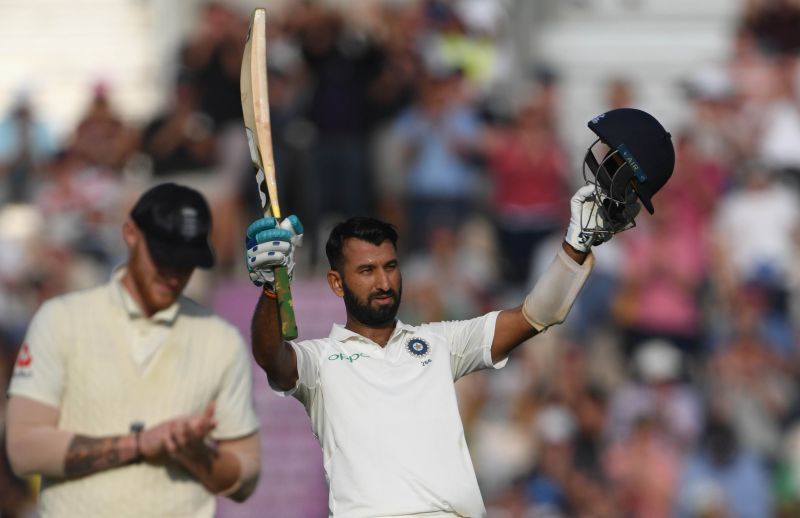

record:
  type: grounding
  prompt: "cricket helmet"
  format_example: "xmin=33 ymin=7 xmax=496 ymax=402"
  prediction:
xmin=581 ymin=108 xmax=675 ymax=238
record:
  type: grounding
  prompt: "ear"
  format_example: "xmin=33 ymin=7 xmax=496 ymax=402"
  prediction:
xmin=122 ymin=219 xmax=139 ymax=249
xmin=327 ymin=270 xmax=344 ymax=298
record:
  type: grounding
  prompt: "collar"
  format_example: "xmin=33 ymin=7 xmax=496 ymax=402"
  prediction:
xmin=110 ymin=266 xmax=180 ymax=325
xmin=329 ymin=320 xmax=417 ymax=345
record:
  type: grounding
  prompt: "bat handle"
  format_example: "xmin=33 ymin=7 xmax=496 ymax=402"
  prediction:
xmin=273 ymin=265 xmax=298 ymax=340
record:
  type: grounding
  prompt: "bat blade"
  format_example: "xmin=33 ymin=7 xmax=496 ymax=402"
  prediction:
xmin=241 ymin=8 xmax=280 ymax=219
xmin=241 ymin=8 xmax=297 ymax=340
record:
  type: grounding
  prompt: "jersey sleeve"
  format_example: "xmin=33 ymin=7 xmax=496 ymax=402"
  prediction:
xmin=270 ymin=339 xmax=321 ymax=408
xmin=430 ymin=311 xmax=506 ymax=380
xmin=7 ymin=299 xmax=69 ymax=408
xmin=212 ymin=329 xmax=260 ymax=440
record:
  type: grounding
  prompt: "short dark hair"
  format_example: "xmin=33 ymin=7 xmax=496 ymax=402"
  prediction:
xmin=326 ymin=217 xmax=399 ymax=271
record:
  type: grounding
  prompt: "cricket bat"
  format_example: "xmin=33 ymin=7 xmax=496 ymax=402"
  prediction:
xmin=241 ymin=8 xmax=298 ymax=340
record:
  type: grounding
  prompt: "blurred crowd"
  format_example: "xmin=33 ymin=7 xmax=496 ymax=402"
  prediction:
xmin=3 ymin=0 xmax=800 ymax=516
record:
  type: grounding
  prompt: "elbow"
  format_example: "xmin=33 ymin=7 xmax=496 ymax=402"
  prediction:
xmin=228 ymin=474 xmax=259 ymax=502
xmin=266 ymin=373 xmax=298 ymax=393
xmin=219 ymin=449 xmax=260 ymax=502
xmin=252 ymin=356 xmax=293 ymax=391
xmin=6 ymin=438 xmax=36 ymax=479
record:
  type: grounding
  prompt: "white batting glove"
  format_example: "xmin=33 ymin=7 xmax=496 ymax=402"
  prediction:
xmin=245 ymin=215 xmax=304 ymax=290
xmin=565 ymin=185 xmax=641 ymax=252
xmin=564 ymin=185 xmax=611 ymax=253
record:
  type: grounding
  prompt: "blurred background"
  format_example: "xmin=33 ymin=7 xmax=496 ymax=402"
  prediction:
xmin=1 ymin=0 xmax=800 ymax=516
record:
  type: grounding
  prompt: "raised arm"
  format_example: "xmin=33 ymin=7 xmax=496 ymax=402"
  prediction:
xmin=251 ymin=292 xmax=299 ymax=390
xmin=492 ymin=242 xmax=590 ymax=363
xmin=491 ymin=186 xmax=620 ymax=362
xmin=246 ymin=215 xmax=304 ymax=391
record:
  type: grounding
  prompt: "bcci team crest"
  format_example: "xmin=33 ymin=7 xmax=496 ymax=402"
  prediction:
xmin=406 ymin=337 xmax=430 ymax=358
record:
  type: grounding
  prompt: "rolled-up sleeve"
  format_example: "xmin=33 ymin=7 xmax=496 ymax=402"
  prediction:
xmin=429 ymin=312 xmax=506 ymax=381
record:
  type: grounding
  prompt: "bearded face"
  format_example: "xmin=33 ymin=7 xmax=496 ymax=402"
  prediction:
xmin=342 ymin=279 xmax=402 ymax=327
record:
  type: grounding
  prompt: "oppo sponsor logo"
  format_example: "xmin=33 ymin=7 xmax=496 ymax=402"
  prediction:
xmin=328 ymin=353 xmax=369 ymax=363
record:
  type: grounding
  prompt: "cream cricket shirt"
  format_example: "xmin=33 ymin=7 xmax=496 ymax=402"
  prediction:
xmin=277 ymin=311 xmax=505 ymax=518
xmin=8 ymin=269 xmax=259 ymax=518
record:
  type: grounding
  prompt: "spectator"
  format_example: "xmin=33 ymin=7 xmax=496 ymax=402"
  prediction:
xmin=401 ymin=221 xmax=496 ymax=323
xmin=612 ymin=199 xmax=709 ymax=357
xmin=741 ymin=0 xmax=800 ymax=55
xmin=35 ymin=149 xmax=124 ymax=278
xmin=69 ymin=82 xmax=139 ymax=171
xmin=391 ymin=61 xmax=483 ymax=251
xmin=675 ymin=416 xmax=774 ymax=518
xmin=481 ymin=93 xmax=570 ymax=284
xmin=180 ymin=2 xmax=248 ymax=128
xmin=140 ymin=77 xmax=217 ymax=177
xmin=604 ymin=414 xmax=683 ymax=518
xmin=710 ymin=160 xmax=800 ymax=315
xmin=606 ymin=339 xmax=704 ymax=449
xmin=605 ymin=77 xmax=636 ymax=110
xmin=523 ymin=404 xmax=578 ymax=515
xmin=707 ymin=282 xmax=797 ymax=460
xmin=296 ymin=5 xmax=385 ymax=220
xmin=753 ymin=55 xmax=800 ymax=178
xmin=0 ymin=92 xmax=56 ymax=203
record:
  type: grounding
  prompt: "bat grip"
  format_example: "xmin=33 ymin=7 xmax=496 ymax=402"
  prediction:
xmin=273 ymin=265 xmax=298 ymax=340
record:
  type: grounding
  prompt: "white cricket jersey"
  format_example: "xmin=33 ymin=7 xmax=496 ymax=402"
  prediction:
xmin=276 ymin=311 xmax=505 ymax=517
xmin=8 ymin=269 xmax=259 ymax=518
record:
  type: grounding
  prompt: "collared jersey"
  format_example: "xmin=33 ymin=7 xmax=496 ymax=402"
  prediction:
xmin=276 ymin=312 xmax=505 ymax=517
xmin=8 ymin=269 xmax=259 ymax=518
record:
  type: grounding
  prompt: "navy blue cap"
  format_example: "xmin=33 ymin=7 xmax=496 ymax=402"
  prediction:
xmin=588 ymin=108 xmax=675 ymax=214
xmin=130 ymin=183 xmax=215 ymax=268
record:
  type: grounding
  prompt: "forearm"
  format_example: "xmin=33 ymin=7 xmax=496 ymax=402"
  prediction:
xmin=9 ymin=426 xmax=137 ymax=479
xmin=521 ymin=243 xmax=594 ymax=331
xmin=251 ymin=292 xmax=298 ymax=389
xmin=490 ymin=242 xmax=594 ymax=362
xmin=64 ymin=434 xmax=140 ymax=478
xmin=561 ymin=240 xmax=589 ymax=265
xmin=7 ymin=396 xmax=140 ymax=478
xmin=176 ymin=444 xmax=243 ymax=495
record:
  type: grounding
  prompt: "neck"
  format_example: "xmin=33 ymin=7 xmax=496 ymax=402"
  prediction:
xmin=120 ymin=269 xmax=155 ymax=318
xmin=345 ymin=318 xmax=396 ymax=347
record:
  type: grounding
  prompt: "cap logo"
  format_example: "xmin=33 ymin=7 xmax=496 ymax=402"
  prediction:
xmin=590 ymin=113 xmax=606 ymax=124
xmin=617 ymin=144 xmax=648 ymax=183
xmin=180 ymin=207 xmax=200 ymax=240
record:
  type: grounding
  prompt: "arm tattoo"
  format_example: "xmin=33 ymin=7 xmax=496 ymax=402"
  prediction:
xmin=64 ymin=435 xmax=130 ymax=478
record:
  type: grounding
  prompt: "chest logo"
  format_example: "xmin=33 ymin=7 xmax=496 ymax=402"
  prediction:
xmin=406 ymin=337 xmax=431 ymax=358
xmin=16 ymin=343 xmax=32 ymax=368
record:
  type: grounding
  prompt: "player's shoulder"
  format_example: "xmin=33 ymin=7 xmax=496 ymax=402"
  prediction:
xmin=416 ymin=312 xmax=499 ymax=334
xmin=35 ymin=283 xmax=109 ymax=317
xmin=177 ymin=296 xmax=243 ymax=339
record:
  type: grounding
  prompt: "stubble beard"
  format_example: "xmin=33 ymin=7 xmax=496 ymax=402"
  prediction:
xmin=127 ymin=245 xmax=179 ymax=315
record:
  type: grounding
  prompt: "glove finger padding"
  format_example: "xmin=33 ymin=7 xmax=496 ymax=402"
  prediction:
xmin=245 ymin=215 xmax=305 ymax=289
xmin=250 ymin=251 xmax=289 ymax=269
xmin=248 ymin=244 xmax=291 ymax=269
xmin=279 ymin=215 xmax=304 ymax=247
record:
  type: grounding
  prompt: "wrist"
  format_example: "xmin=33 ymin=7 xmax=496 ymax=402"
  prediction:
xmin=565 ymin=222 xmax=591 ymax=253
xmin=562 ymin=241 xmax=590 ymax=265
xmin=130 ymin=422 xmax=144 ymax=463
